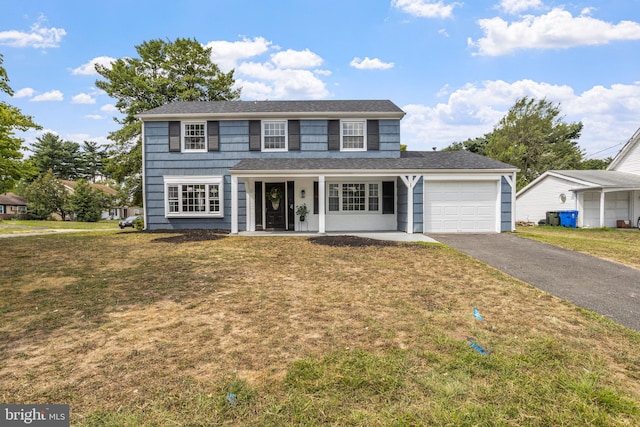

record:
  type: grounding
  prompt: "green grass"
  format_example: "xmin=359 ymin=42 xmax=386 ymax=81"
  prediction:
xmin=0 ymin=219 xmax=120 ymax=230
xmin=1 ymin=231 xmax=639 ymax=426
xmin=516 ymin=225 xmax=640 ymax=269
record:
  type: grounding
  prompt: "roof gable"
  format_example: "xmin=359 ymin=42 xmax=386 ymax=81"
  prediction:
xmin=517 ymin=169 xmax=640 ymax=197
xmin=607 ymin=127 xmax=640 ymax=173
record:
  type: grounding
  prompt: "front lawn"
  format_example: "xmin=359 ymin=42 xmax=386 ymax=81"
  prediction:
xmin=0 ymin=219 xmax=119 ymax=232
xmin=1 ymin=231 xmax=639 ymax=425
xmin=516 ymin=225 xmax=640 ymax=269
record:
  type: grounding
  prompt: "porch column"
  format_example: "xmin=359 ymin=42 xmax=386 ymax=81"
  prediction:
xmin=400 ymin=175 xmax=420 ymax=234
xmin=318 ymin=175 xmax=326 ymax=233
xmin=576 ymin=192 xmax=583 ymax=228
xmin=599 ymin=190 xmax=605 ymax=228
xmin=231 ymin=175 xmax=239 ymax=234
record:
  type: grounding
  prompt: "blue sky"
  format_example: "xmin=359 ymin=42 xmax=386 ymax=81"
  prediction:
xmin=1 ymin=0 xmax=640 ymax=160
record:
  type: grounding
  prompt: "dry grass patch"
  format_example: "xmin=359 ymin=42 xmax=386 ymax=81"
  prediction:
xmin=1 ymin=231 xmax=639 ymax=425
xmin=517 ymin=225 xmax=640 ymax=269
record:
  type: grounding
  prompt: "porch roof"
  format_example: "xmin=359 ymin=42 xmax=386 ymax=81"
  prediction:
xmin=230 ymin=151 xmax=517 ymax=175
xmin=551 ymin=170 xmax=640 ymax=191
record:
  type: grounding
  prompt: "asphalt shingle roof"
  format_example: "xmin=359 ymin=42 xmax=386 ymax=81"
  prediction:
xmin=551 ymin=170 xmax=640 ymax=188
xmin=138 ymin=100 xmax=404 ymax=117
xmin=0 ymin=192 xmax=27 ymax=205
xmin=231 ymin=151 xmax=517 ymax=172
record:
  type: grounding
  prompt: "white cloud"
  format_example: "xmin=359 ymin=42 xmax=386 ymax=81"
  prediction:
xmin=85 ymin=114 xmax=103 ymax=120
xmin=470 ymin=8 xmax=640 ymax=56
xmin=205 ymin=36 xmax=273 ymax=72
xmin=31 ymin=90 xmax=63 ymax=102
xmin=71 ymin=56 xmax=116 ymax=75
xmin=271 ymin=49 xmax=323 ymax=69
xmin=499 ymin=0 xmax=542 ymax=14
xmin=206 ymin=37 xmax=330 ymax=99
xmin=14 ymin=88 xmax=35 ymax=98
xmin=0 ymin=21 xmax=66 ymax=48
xmin=350 ymin=57 xmax=394 ymax=70
xmin=236 ymin=62 xmax=328 ymax=99
xmin=100 ymin=104 xmax=118 ymax=112
xmin=72 ymin=93 xmax=96 ymax=104
xmin=401 ymin=79 xmax=640 ymax=158
xmin=391 ymin=0 xmax=459 ymax=19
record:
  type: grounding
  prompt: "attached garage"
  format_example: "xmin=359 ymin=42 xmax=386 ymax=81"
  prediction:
xmin=424 ymin=179 xmax=500 ymax=233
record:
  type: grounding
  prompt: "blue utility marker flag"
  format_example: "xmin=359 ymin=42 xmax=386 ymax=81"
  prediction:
xmin=469 ymin=341 xmax=488 ymax=355
xmin=473 ymin=307 xmax=483 ymax=321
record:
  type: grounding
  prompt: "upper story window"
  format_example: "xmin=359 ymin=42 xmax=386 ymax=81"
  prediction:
xmin=341 ymin=120 xmax=366 ymax=151
xmin=183 ymin=122 xmax=206 ymax=151
xmin=262 ymin=120 xmax=287 ymax=151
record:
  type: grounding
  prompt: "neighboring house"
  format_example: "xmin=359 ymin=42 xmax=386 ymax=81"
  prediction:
xmin=137 ymin=100 xmax=518 ymax=234
xmin=0 ymin=193 xmax=28 ymax=219
xmin=61 ymin=180 xmax=140 ymax=220
xmin=516 ymin=127 xmax=640 ymax=228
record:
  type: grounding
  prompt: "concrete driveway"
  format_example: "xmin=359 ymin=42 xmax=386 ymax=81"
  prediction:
xmin=429 ymin=233 xmax=640 ymax=332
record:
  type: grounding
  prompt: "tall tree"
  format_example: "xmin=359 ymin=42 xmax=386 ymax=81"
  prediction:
xmin=69 ymin=179 xmax=102 ymax=222
xmin=29 ymin=132 xmax=83 ymax=180
xmin=95 ymin=37 xmax=241 ymax=205
xmin=24 ymin=169 xmax=69 ymax=220
xmin=443 ymin=137 xmax=488 ymax=156
xmin=485 ymin=97 xmax=583 ymax=190
xmin=0 ymin=53 xmax=41 ymax=193
xmin=80 ymin=140 xmax=106 ymax=182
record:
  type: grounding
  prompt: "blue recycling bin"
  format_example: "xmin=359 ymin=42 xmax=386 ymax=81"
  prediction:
xmin=559 ymin=210 xmax=578 ymax=228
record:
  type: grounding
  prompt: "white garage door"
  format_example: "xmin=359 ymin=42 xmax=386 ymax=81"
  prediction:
xmin=425 ymin=181 xmax=498 ymax=233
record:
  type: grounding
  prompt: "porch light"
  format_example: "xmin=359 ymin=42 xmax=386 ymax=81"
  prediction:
xmin=301 ymin=189 xmax=306 ymax=198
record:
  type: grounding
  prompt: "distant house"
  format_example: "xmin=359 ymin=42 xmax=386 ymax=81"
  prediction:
xmin=0 ymin=192 xmax=28 ymax=219
xmin=60 ymin=180 xmax=140 ymax=220
xmin=137 ymin=100 xmax=518 ymax=234
xmin=516 ymin=127 xmax=640 ymax=228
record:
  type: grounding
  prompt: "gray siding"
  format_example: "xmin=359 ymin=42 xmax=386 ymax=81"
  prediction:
xmin=144 ymin=119 xmax=401 ymax=230
xmin=501 ymin=176 xmax=513 ymax=232
xmin=397 ymin=177 xmax=407 ymax=232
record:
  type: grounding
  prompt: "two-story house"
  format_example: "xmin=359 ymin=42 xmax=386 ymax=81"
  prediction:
xmin=138 ymin=100 xmax=517 ymax=234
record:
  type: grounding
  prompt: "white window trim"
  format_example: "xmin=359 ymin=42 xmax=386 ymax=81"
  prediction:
xmin=0 ymin=205 xmax=5 ymax=214
xmin=164 ymin=175 xmax=224 ymax=218
xmin=182 ymin=121 xmax=207 ymax=153
xmin=326 ymin=181 xmax=381 ymax=214
xmin=262 ymin=120 xmax=288 ymax=152
xmin=340 ymin=119 xmax=367 ymax=152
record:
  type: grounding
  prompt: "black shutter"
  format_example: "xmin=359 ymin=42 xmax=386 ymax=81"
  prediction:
xmin=249 ymin=120 xmax=261 ymax=151
xmin=207 ymin=121 xmax=219 ymax=151
xmin=288 ymin=120 xmax=300 ymax=151
xmin=382 ymin=181 xmax=394 ymax=214
xmin=328 ymin=120 xmax=340 ymax=151
xmin=255 ymin=181 xmax=263 ymax=230
xmin=169 ymin=121 xmax=181 ymax=152
xmin=367 ymin=120 xmax=379 ymax=151
xmin=313 ymin=181 xmax=319 ymax=214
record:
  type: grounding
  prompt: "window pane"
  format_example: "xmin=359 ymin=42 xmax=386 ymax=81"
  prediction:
xmin=184 ymin=123 xmax=205 ymax=150
xmin=328 ymin=183 xmax=340 ymax=211
xmin=182 ymin=184 xmax=206 ymax=212
xmin=342 ymin=183 xmax=365 ymax=211
xmin=264 ymin=121 xmax=286 ymax=149
xmin=168 ymin=185 xmax=179 ymax=213
xmin=368 ymin=183 xmax=379 ymax=211
xmin=209 ymin=184 xmax=220 ymax=213
xmin=342 ymin=121 xmax=364 ymax=149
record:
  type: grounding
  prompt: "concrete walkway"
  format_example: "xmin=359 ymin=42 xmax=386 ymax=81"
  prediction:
xmin=429 ymin=233 xmax=640 ymax=332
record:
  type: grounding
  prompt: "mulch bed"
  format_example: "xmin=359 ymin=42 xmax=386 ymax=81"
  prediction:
xmin=146 ymin=229 xmax=229 ymax=243
xmin=308 ymin=235 xmax=401 ymax=247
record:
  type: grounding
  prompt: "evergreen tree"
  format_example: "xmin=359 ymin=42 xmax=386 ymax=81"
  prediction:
xmin=69 ymin=179 xmax=102 ymax=222
xmin=95 ymin=37 xmax=241 ymax=205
